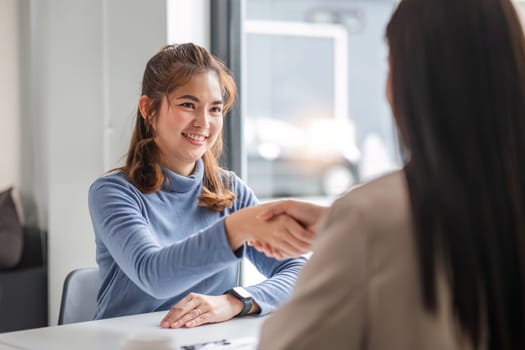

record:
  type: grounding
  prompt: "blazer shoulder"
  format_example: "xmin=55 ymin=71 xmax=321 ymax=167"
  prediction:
xmin=333 ymin=171 xmax=407 ymax=215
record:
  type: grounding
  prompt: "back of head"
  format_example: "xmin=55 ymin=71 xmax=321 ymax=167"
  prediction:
xmin=387 ymin=0 xmax=525 ymax=348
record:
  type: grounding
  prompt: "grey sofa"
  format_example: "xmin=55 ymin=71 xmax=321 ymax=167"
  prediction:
xmin=0 ymin=227 xmax=48 ymax=332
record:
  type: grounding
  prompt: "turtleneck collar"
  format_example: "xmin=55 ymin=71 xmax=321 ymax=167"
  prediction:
xmin=161 ymin=159 xmax=204 ymax=193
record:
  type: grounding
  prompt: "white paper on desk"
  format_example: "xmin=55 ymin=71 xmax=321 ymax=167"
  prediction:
xmin=179 ymin=337 xmax=257 ymax=350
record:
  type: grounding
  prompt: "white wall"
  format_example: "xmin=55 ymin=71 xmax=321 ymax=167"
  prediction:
xmin=0 ymin=0 xmax=21 ymax=216
xmin=20 ymin=0 xmax=168 ymax=325
xmin=15 ymin=0 xmax=210 ymax=326
xmin=168 ymin=0 xmax=210 ymax=47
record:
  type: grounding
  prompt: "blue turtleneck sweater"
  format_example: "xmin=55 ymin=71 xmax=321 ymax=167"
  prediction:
xmin=88 ymin=160 xmax=306 ymax=320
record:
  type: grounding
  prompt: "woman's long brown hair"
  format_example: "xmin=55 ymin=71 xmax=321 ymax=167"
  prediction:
xmin=387 ymin=0 xmax=525 ymax=348
xmin=120 ymin=43 xmax=236 ymax=211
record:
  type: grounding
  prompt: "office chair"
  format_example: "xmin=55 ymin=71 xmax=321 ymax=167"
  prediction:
xmin=58 ymin=267 xmax=100 ymax=325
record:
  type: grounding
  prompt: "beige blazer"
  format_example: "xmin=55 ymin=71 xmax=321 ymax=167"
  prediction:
xmin=258 ymin=171 xmax=473 ymax=350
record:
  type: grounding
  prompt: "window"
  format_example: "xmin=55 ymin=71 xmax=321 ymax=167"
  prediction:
xmin=243 ymin=0 xmax=400 ymax=202
xmin=245 ymin=20 xmax=359 ymax=199
xmin=515 ymin=0 xmax=525 ymax=21
xmin=238 ymin=0 xmax=399 ymax=285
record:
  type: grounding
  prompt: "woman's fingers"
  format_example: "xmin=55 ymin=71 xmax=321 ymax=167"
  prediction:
xmin=247 ymin=240 xmax=262 ymax=249
xmin=249 ymin=241 xmax=279 ymax=258
xmin=257 ymin=200 xmax=326 ymax=231
xmin=161 ymin=293 xmax=246 ymax=329
xmin=256 ymin=200 xmax=290 ymax=221
xmin=279 ymin=215 xmax=315 ymax=247
xmin=225 ymin=203 xmax=320 ymax=254
xmin=248 ymin=215 xmax=314 ymax=258
xmin=274 ymin=235 xmax=307 ymax=258
xmin=182 ymin=306 xmax=210 ymax=328
xmin=261 ymin=242 xmax=277 ymax=257
xmin=268 ymin=216 xmax=313 ymax=256
xmin=184 ymin=311 xmax=210 ymax=328
xmin=161 ymin=293 xmax=201 ymax=328
xmin=229 ymin=203 xmax=317 ymax=259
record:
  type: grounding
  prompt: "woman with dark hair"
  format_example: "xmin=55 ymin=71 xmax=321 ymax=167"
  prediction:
xmin=257 ymin=0 xmax=525 ymax=348
xmin=88 ymin=43 xmax=313 ymax=327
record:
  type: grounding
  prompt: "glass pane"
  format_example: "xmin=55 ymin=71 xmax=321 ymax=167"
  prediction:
xmin=515 ymin=1 xmax=525 ymax=21
xmin=243 ymin=0 xmax=400 ymax=201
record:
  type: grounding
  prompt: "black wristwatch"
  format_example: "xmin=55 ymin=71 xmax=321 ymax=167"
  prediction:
xmin=224 ymin=287 xmax=254 ymax=317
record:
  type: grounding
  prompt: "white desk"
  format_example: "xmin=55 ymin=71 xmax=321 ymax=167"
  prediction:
xmin=0 ymin=312 xmax=266 ymax=350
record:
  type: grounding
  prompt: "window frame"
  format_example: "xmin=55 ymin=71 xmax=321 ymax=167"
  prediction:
xmin=210 ymin=0 xmax=246 ymax=178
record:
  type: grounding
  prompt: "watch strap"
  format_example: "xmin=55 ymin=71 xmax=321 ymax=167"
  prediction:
xmin=225 ymin=288 xmax=253 ymax=317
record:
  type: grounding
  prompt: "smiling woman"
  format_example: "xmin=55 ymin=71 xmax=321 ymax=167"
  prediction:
xmin=121 ymin=44 xmax=237 ymax=209
xmin=138 ymin=71 xmax=225 ymax=177
xmin=87 ymin=43 xmax=318 ymax=328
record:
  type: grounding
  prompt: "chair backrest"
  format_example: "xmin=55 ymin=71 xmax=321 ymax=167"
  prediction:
xmin=58 ymin=267 xmax=100 ymax=325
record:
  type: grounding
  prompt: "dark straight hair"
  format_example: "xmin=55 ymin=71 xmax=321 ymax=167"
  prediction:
xmin=387 ymin=0 xmax=525 ymax=348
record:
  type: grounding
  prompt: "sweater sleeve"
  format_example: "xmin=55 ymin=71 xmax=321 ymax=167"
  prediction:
xmin=245 ymin=249 xmax=307 ymax=316
xmin=88 ymin=176 xmax=240 ymax=299
xmin=229 ymin=172 xmax=307 ymax=315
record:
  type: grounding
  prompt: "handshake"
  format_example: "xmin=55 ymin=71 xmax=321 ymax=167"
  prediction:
xmin=224 ymin=200 xmax=327 ymax=260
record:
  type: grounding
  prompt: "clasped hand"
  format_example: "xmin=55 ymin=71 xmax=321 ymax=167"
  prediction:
xmin=246 ymin=199 xmax=326 ymax=260
xmin=225 ymin=199 xmax=326 ymax=259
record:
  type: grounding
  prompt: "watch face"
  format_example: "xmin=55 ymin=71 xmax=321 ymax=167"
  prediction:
xmin=233 ymin=287 xmax=252 ymax=299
